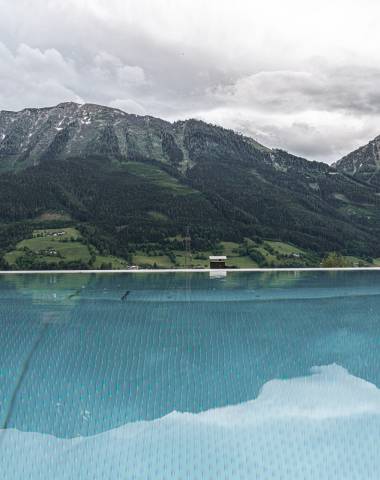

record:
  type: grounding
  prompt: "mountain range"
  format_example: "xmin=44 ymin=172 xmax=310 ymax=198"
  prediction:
xmin=1 ymin=102 xmax=380 ymax=268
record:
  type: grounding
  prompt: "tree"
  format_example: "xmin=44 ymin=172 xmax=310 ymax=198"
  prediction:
xmin=321 ymin=252 xmax=350 ymax=268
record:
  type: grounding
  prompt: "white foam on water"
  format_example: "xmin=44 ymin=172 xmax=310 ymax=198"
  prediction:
xmin=1 ymin=364 xmax=380 ymax=479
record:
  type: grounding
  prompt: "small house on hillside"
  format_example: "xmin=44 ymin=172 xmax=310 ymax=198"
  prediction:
xmin=209 ymin=256 xmax=227 ymax=269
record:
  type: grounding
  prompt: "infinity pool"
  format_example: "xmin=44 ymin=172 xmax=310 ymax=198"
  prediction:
xmin=1 ymin=271 xmax=380 ymax=478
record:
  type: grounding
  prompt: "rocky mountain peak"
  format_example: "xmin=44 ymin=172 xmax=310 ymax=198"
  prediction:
xmin=334 ymin=135 xmax=380 ymax=185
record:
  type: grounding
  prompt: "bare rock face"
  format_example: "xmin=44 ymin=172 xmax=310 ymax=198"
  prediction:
xmin=334 ymin=136 xmax=380 ymax=186
xmin=0 ymin=102 xmax=180 ymax=169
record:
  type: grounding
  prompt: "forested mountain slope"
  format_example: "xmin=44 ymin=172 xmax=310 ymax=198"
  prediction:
xmin=1 ymin=102 xmax=380 ymax=268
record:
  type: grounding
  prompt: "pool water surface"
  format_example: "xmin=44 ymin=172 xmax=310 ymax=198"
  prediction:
xmin=1 ymin=271 xmax=380 ymax=478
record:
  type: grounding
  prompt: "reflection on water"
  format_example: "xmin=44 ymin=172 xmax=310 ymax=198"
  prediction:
xmin=2 ymin=364 xmax=380 ymax=479
xmin=1 ymin=271 xmax=380 ymax=478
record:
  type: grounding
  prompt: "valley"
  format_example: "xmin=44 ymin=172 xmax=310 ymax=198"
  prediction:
xmin=2 ymin=222 xmax=374 ymax=270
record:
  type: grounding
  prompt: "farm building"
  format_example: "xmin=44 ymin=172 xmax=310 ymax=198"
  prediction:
xmin=209 ymin=256 xmax=227 ymax=269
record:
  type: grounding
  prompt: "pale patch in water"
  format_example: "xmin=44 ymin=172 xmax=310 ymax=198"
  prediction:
xmin=1 ymin=365 xmax=380 ymax=479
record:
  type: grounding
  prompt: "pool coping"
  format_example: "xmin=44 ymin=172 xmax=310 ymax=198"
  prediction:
xmin=1 ymin=267 xmax=380 ymax=274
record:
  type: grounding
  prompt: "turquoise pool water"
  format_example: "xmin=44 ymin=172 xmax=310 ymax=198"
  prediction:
xmin=1 ymin=271 xmax=380 ymax=478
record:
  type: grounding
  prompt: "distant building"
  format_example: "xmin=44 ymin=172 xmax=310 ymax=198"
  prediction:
xmin=49 ymin=231 xmax=65 ymax=237
xmin=209 ymin=256 xmax=227 ymax=269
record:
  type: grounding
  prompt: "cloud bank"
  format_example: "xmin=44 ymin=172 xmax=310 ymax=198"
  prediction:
xmin=1 ymin=0 xmax=380 ymax=162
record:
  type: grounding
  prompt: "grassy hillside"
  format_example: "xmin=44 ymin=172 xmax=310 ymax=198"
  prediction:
xmin=4 ymin=227 xmax=128 ymax=270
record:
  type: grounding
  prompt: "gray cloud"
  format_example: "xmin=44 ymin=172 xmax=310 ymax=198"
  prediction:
xmin=1 ymin=0 xmax=380 ymax=162
xmin=212 ymin=67 xmax=380 ymax=115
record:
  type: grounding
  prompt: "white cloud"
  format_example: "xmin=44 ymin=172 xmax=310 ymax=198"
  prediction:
xmin=190 ymin=67 xmax=380 ymax=161
xmin=1 ymin=0 xmax=380 ymax=161
xmin=92 ymin=52 xmax=146 ymax=86
xmin=108 ymin=98 xmax=147 ymax=115
xmin=191 ymin=106 xmax=380 ymax=163
xmin=0 ymin=42 xmax=148 ymax=112
xmin=0 ymin=43 xmax=83 ymax=110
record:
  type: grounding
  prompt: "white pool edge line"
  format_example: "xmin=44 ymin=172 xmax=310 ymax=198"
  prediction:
xmin=1 ymin=267 xmax=380 ymax=274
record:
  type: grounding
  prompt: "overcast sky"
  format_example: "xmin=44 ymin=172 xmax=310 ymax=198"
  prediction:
xmin=1 ymin=0 xmax=380 ymax=162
